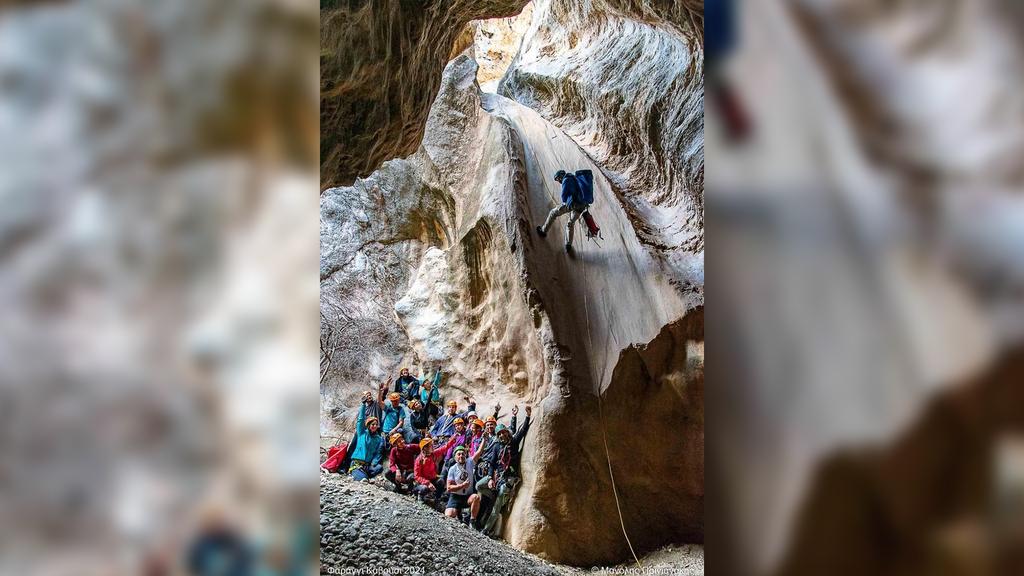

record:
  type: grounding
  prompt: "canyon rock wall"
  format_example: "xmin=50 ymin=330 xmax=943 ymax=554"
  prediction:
xmin=320 ymin=0 xmax=531 ymax=190
xmin=321 ymin=0 xmax=704 ymax=567
xmin=501 ymin=0 xmax=704 ymax=280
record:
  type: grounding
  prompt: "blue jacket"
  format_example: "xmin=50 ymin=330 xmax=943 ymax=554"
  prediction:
xmin=350 ymin=403 xmax=384 ymax=465
xmin=381 ymin=402 xmax=415 ymax=440
xmin=561 ymin=174 xmax=584 ymax=206
xmin=430 ymin=403 xmax=476 ymax=438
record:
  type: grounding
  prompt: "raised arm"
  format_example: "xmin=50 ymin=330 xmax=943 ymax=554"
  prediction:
xmin=356 ymin=402 xmax=367 ymax=435
xmin=514 ymin=406 xmax=532 ymax=445
xmin=401 ymin=406 xmax=414 ymax=438
xmin=472 ymin=434 xmax=490 ymax=463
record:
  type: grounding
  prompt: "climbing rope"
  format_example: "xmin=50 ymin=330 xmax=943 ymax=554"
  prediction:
xmin=577 ymin=198 xmax=643 ymax=570
xmin=527 ymin=121 xmax=643 ymax=567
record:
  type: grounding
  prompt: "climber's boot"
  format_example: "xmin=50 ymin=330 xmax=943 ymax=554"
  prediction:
xmin=536 ymin=225 xmax=546 ymax=238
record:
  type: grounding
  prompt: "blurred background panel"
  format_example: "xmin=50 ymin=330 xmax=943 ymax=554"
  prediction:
xmin=706 ymin=0 xmax=1024 ymax=575
xmin=0 ymin=1 xmax=319 ymax=575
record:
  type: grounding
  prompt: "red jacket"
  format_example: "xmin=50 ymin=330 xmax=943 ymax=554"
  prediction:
xmin=389 ymin=444 xmax=421 ymax=473
xmin=413 ymin=436 xmax=458 ymax=485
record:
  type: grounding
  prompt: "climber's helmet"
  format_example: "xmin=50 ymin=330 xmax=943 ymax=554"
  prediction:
xmin=366 ymin=416 xmax=380 ymax=433
xmin=553 ymin=169 xmax=567 ymax=182
xmin=400 ymin=367 xmax=409 ymax=377
xmin=389 ymin=432 xmax=404 ymax=447
xmin=497 ymin=424 xmax=512 ymax=443
xmin=419 ymin=437 xmax=434 ymax=454
xmin=454 ymin=446 xmax=467 ymax=461
xmin=446 ymin=400 xmax=458 ymax=413
xmin=388 ymin=392 xmax=401 ymax=406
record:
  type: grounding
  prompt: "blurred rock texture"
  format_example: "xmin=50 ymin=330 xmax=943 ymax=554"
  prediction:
xmin=0 ymin=0 xmax=320 ymax=573
xmin=320 ymin=0 xmax=703 ymax=566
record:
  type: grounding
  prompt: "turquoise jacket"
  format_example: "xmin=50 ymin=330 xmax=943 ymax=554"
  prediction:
xmin=350 ymin=403 xmax=384 ymax=465
xmin=417 ymin=370 xmax=442 ymax=405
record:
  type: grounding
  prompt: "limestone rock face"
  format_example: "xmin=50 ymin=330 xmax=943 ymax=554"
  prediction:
xmin=473 ymin=4 xmax=535 ymax=93
xmin=501 ymin=0 xmax=704 ymax=281
xmin=320 ymin=0 xmax=532 ymax=190
xmin=322 ymin=35 xmax=702 ymax=563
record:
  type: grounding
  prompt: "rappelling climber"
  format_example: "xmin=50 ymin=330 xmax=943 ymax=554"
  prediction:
xmin=347 ymin=393 xmax=385 ymax=482
xmin=535 ymin=169 xmax=596 ymax=253
xmin=384 ymin=432 xmax=419 ymax=493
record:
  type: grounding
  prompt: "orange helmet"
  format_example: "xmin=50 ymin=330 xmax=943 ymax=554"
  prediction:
xmin=453 ymin=417 xmax=465 ymax=426
xmin=446 ymin=400 xmax=457 ymax=408
xmin=473 ymin=419 xmax=485 ymax=428
xmin=389 ymin=432 xmax=403 ymax=445
xmin=484 ymin=416 xmax=497 ymax=425
xmin=365 ymin=416 xmax=379 ymax=427
xmin=388 ymin=392 xmax=401 ymax=401
xmin=419 ymin=438 xmax=433 ymax=449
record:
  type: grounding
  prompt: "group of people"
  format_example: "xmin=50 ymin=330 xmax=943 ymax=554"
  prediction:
xmin=329 ymin=366 xmax=533 ymax=537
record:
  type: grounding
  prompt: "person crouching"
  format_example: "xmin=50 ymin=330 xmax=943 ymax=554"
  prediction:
xmin=413 ymin=436 xmax=457 ymax=506
xmin=384 ymin=432 xmax=419 ymax=493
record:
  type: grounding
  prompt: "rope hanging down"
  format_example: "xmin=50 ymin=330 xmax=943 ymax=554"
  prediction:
xmin=577 ymin=208 xmax=643 ymax=569
xmin=529 ymin=125 xmax=641 ymax=566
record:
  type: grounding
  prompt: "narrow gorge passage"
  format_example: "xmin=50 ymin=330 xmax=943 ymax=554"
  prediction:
xmin=486 ymin=93 xmax=691 ymax=397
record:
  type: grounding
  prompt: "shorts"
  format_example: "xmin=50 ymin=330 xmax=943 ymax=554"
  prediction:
xmin=446 ymin=493 xmax=470 ymax=510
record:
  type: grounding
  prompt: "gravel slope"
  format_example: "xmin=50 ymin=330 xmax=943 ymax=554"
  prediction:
xmin=320 ymin=473 xmax=562 ymax=576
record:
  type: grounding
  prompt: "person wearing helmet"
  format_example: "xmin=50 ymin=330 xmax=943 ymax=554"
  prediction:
xmin=445 ymin=446 xmax=481 ymax=525
xmin=413 ymin=436 xmax=460 ymax=505
xmin=469 ymin=418 xmax=486 ymax=454
xmin=535 ymin=169 xmax=589 ymax=253
xmin=415 ymin=366 xmax=443 ymax=411
xmin=385 ymin=432 xmax=420 ymax=493
xmin=430 ymin=397 xmax=477 ymax=440
xmin=444 ymin=417 xmax=472 ymax=461
xmin=407 ymin=398 xmax=431 ymax=441
xmin=471 ymin=415 xmax=500 ymax=493
xmin=393 ymin=367 xmax=418 ymax=402
xmin=381 ymin=391 xmax=414 ymax=442
xmin=348 ymin=394 xmax=386 ymax=482
xmin=478 ymin=405 xmax=533 ymax=534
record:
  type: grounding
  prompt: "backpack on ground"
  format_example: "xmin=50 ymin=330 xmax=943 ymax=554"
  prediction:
xmin=321 ymin=442 xmax=349 ymax=473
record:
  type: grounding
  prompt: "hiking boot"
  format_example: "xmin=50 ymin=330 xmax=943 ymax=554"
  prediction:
xmin=536 ymin=226 xmax=546 ymax=238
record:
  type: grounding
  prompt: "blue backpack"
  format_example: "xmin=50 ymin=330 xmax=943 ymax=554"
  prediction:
xmin=571 ymin=170 xmax=595 ymax=205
